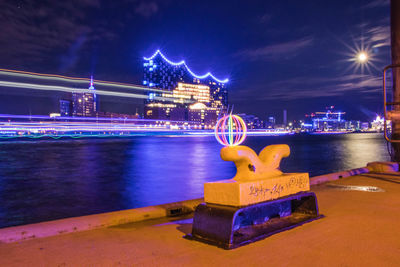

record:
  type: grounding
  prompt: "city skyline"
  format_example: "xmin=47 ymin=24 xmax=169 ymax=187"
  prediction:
xmin=0 ymin=66 xmax=376 ymax=125
xmin=0 ymin=0 xmax=391 ymax=122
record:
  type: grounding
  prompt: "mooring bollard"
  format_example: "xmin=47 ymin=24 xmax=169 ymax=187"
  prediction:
xmin=186 ymin=114 xmax=322 ymax=249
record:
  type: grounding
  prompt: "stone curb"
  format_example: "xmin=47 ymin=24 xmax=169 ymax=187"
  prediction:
xmin=309 ymin=167 xmax=371 ymax=185
xmin=310 ymin=161 xmax=399 ymax=186
xmin=0 ymin=198 xmax=203 ymax=243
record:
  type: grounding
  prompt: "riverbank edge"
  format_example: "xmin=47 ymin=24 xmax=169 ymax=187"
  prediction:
xmin=1 ymin=161 xmax=397 ymax=244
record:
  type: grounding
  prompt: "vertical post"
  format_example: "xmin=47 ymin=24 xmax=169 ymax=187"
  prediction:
xmin=391 ymin=0 xmax=400 ymax=161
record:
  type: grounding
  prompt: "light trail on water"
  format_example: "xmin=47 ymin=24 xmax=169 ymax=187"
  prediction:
xmin=0 ymin=113 xmax=196 ymax=124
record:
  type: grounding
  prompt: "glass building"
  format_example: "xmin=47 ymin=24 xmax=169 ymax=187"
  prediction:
xmin=59 ymin=99 xmax=72 ymax=117
xmin=142 ymin=50 xmax=228 ymax=126
xmin=72 ymin=76 xmax=97 ymax=117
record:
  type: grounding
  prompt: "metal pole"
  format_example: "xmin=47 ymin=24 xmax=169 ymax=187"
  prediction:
xmin=391 ymin=0 xmax=400 ymax=161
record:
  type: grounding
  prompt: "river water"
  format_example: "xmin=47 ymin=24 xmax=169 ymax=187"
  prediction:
xmin=0 ymin=133 xmax=390 ymax=228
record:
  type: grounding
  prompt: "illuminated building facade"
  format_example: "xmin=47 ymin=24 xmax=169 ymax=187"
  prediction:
xmin=172 ymin=83 xmax=210 ymax=104
xmin=188 ymin=103 xmax=218 ymax=128
xmin=72 ymin=76 xmax=97 ymax=117
xmin=306 ymin=106 xmax=346 ymax=131
xmin=145 ymin=103 xmax=186 ymax=121
xmin=143 ymin=50 xmax=228 ymax=107
xmin=59 ymin=99 xmax=72 ymax=117
xmin=143 ymin=50 xmax=228 ymax=126
xmin=265 ymin=116 xmax=276 ymax=128
xmin=236 ymin=113 xmax=263 ymax=129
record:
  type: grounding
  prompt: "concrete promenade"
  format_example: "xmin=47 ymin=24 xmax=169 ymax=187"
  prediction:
xmin=1 ymin=172 xmax=400 ymax=266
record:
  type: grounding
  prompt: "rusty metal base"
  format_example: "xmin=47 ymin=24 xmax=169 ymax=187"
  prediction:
xmin=186 ymin=191 xmax=322 ymax=249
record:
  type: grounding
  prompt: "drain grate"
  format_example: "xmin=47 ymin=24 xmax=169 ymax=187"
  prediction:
xmin=327 ymin=184 xmax=385 ymax=192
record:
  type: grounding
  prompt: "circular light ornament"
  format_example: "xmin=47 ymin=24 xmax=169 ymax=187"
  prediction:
xmin=215 ymin=114 xmax=247 ymax=146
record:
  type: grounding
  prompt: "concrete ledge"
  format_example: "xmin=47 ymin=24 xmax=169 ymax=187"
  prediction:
xmin=310 ymin=167 xmax=370 ymax=185
xmin=0 ymin=198 xmax=203 ymax=243
xmin=310 ymin=161 xmax=399 ymax=185
xmin=367 ymin=161 xmax=399 ymax=173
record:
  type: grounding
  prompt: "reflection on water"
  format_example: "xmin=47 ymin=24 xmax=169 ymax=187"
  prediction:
xmin=0 ymin=133 xmax=389 ymax=228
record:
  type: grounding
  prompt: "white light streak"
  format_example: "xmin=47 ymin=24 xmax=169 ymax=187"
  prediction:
xmin=0 ymin=68 xmax=165 ymax=93
xmin=0 ymin=80 xmax=193 ymax=103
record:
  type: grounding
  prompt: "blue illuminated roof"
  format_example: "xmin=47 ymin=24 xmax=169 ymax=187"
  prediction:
xmin=143 ymin=50 xmax=229 ymax=84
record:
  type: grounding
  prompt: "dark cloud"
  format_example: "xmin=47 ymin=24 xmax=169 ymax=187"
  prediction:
xmin=363 ymin=0 xmax=389 ymax=8
xmin=238 ymin=74 xmax=381 ymax=101
xmin=367 ymin=25 xmax=390 ymax=48
xmin=79 ymin=0 xmax=102 ymax=8
xmin=135 ymin=2 xmax=159 ymax=18
xmin=235 ymin=37 xmax=314 ymax=61
xmin=0 ymin=1 xmax=117 ymax=72
xmin=258 ymin=13 xmax=272 ymax=24
xmin=59 ymin=33 xmax=89 ymax=72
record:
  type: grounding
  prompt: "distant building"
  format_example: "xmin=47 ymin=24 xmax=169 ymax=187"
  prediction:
xmin=144 ymin=103 xmax=186 ymax=121
xmin=172 ymin=82 xmax=211 ymax=104
xmin=188 ymin=103 xmax=218 ymax=128
xmin=345 ymin=120 xmax=360 ymax=131
xmin=143 ymin=50 xmax=228 ymax=109
xmin=265 ymin=116 xmax=276 ymax=128
xmin=361 ymin=122 xmax=369 ymax=130
xmin=59 ymin=99 xmax=72 ymax=117
xmin=236 ymin=113 xmax=263 ymax=129
xmin=268 ymin=116 xmax=276 ymax=124
xmin=72 ymin=76 xmax=97 ymax=117
xmin=371 ymin=115 xmax=385 ymax=131
xmin=309 ymin=106 xmax=346 ymax=131
xmin=142 ymin=50 xmax=228 ymax=124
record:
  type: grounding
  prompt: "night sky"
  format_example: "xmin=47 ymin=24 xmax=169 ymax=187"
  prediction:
xmin=0 ymin=0 xmax=391 ymax=122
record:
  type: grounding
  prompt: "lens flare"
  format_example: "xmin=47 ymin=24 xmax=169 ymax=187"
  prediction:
xmin=341 ymin=39 xmax=380 ymax=75
xmin=357 ymin=51 xmax=368 ymax=63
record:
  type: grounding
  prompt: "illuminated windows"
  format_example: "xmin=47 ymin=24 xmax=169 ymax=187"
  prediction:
xmin=172 ymin=83 xmax=210 ymax=104
xmin=143 ymin=50 xmax=229 ymax=120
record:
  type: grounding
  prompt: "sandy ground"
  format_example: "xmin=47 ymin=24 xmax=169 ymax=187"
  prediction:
xmin=1 ymin=173 xmax=400 ymax=266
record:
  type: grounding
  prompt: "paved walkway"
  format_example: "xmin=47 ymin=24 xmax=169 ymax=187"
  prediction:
xmin=1 ymin=172 xmax=400 ymax=266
